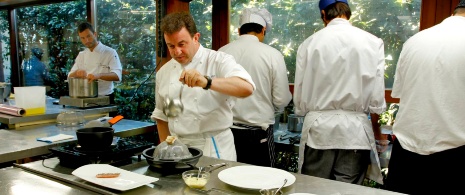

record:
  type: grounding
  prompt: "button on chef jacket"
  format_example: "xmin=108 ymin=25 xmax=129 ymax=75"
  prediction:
xmin=69 ymin=42 xmax=122 ymax=96
xmin=151 ymin=45 xmax=256 ymax=155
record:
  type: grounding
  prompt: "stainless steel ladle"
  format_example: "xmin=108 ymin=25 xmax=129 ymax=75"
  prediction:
xmin=163 ymin=84 xmax=184 ymax=117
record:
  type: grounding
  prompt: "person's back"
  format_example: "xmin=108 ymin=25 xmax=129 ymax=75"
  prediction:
xmin=24 ymin=48 xmax=48 ymax=86
xmin=219 ymin=8 xmax=291 ymax=167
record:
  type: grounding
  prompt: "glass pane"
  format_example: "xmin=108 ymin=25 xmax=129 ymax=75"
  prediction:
xmin=0 ymin=10 xmax=10 ymax=84
xmin=190 ymin=0 xmax=213 ymax=49
xmin=17 ymin=0 xmax=86 ymax=95
xmin=230 ymin=0 xmax=421 ymax=88
xmin=96 ymin=0 xmax=157 ymax=121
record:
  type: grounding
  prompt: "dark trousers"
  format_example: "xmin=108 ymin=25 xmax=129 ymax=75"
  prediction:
xmin=231 ymin=124 xmax=276 ymax=167
xmin=385 ymin=139 xmax=465 ymax=194
xmin=302 ymin=145 xmax=369 ymax=185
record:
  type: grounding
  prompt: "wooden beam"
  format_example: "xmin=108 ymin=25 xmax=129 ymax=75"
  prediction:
xmin=212 ymin=0 xmax=230 ymax=50
xmin=8 ymin=9 xmax=22 ymax=89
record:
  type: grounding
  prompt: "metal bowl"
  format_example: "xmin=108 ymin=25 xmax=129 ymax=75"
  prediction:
xmin=142 ymin=147 xmax=202 ymax=171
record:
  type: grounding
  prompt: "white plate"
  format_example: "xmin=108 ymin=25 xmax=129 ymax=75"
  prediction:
xmin=218 ymin=165 xmax=296 ymax=190
xmin=72 ymin=164 xmax=159 ymax=191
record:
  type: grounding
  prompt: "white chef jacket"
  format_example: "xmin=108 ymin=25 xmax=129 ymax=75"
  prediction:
xmin=151 ymin=45 xmax=256 ymax=160
xmin=392 ymin=16 xmax=465 ymax=155
xmin=219 ymin=35 xmax=292 ymax=129
xmin=294 ymin=18 xmax=386 ymax=184
xmin=69 ymin=42 xmax=122 ymax=95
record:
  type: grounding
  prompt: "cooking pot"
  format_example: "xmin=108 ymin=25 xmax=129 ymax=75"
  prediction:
xmin=142 ymin=147 xmax=202 ymax=171
xmin=76 ymin=127 xmax=114 ymax=149
xmin=68 ymin=78 xmax=98 ymax=98
xmin=287 ymin=114 xmax=304 ymax=132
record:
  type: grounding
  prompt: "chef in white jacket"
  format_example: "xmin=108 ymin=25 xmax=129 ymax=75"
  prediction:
xmin=151 ymin=12 xmax=255 ymax=161
xmin=219 ymin=8 xmax=292 ymax=167
xmin=293 ymin=0 xmax=387 ymax=185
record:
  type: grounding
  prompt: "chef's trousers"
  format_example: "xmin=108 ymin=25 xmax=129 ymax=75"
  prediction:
xmin=231 ymin=124 xmax=276 ymax=167
xmin=385 ymin=139 xmax=465 ymax=195
xmin=301 ymin=145 xmax=370 ymax=185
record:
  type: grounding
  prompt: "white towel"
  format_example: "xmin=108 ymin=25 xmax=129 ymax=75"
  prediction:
xmin=37 ymin=134 xmax=74 ymax=143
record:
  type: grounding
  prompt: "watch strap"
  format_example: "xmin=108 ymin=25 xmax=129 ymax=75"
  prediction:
xmin=203 ymin=75 xmax=212 ymax=90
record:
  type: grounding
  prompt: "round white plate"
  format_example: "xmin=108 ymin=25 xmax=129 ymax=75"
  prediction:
xmin=217 ymin=165 xmax=296 ymax=190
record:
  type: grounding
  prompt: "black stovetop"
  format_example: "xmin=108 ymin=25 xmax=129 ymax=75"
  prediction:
xmin=49 ymin=136 xmax=154 ymax=168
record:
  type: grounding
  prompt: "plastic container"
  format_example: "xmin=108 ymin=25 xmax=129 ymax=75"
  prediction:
xmin=14 ymin=86 xmax=46 ymax=115
xmin=56 ymin=111 xmax=85 ymax=127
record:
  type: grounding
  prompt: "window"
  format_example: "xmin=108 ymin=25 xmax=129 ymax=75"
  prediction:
xmin=229 ymin=0 xmax=421 ymax=88
xmin=0 ymin=10 xmax=10 ymax=83
xmin=190 ymin=0 xmax=213 ymax=49
xmin=96 ymin=0 xmax=157 ymax=121
xmin=16 ymin=0 xmax=86 ymax=93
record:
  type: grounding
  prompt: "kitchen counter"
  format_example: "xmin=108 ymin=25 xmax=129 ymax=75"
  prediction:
xmin=0 ymin=97 xmax=117 ymax=129
xmin=4 ymin=156 xmax=406 ymax=195
xmin=0 ymin=119 xmax=156 ymax=164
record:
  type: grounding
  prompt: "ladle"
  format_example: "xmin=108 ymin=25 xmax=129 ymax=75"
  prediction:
xmin=163 ymin=84 xmax=184 ymax=117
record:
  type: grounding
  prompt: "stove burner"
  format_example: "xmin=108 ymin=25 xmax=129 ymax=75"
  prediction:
xmin=73 ymin=145 xmax=117 ymax=153
xmin=49 ymin=136 xmax=153 ymax=168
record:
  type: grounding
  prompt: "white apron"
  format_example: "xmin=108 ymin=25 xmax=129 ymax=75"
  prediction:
xmin=176 ymin=129 xmax=237 ymax=161
xmin=297 ymin=110 xmax=384 ymax=184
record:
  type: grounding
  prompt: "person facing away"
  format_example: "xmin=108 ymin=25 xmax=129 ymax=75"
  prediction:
xmin=384 ymin=1 xmax=465 ymax=194
xmin=218 ymin=8 xmax=292 ymax=167
xmin=151 ymin=12 xmax=256 ymax=161
xmin=293 ymin=0 xmax=387 ymax=185
xmin=23 ymin=47 xmax=49 ymax=86
xmin=68 ymin=22 xmax=122 ymax=104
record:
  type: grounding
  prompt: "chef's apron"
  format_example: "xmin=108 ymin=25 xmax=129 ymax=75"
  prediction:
xmin=297 ymin=110 xmax=383 ymax=184
xmin=177 ymin=129 xmax=237 ymax=161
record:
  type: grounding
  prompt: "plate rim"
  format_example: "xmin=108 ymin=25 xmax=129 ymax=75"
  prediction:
xmin=71 ymin=164 xmax=158 ymax=191
xmin=217 ymin=165 xmax=296 ymax=190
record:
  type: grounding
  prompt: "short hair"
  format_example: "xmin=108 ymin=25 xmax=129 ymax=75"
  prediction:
xmin=78 ymin=22 xmax=95 ymax=34
xmin=321 ymin=2 xmax=351 ymax=21
xmin=239 ymin=23 xmax=264 ymax=35
xmin=160 ymin=12 xmax=198 ymax=37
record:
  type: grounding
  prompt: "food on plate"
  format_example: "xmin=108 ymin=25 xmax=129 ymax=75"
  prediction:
xmin=96 ymin=173 xmax=120 ymax=178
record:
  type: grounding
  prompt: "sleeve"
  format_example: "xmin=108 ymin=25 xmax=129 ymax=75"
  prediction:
xmin=151 ymin=68 xmax=168 ymax=122
xmin=108 ymin=49 xmax=123 ymax=82
xmin=391 ymin=44 xmax=406 ymax=99
xmin=368 ymin=39 xmax=387 ymax=114
xmin=271 ymin=52 xmax=292 ymax=112
xmin=217 ymin=52 xmax=256 ymax=90
xmin=293 ymin=42 xmax=307 ymax=116
xmin=68 ymin=52 xmax=82 ymax=77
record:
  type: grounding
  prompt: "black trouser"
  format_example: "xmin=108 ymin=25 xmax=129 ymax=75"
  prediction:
xmin=231 ymin=124 xmax=276 ymax=167
xmin=385 ymin=138 xmax=465 ymax=194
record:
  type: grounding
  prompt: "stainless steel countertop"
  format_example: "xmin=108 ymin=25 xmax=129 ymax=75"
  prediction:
xmin=0 ymin=97 xmax=117 ymax=128
xmin=0 ymin=119 xmax=155 ymax=163
xmin=7 ymin=156 xmax=406 ymax=195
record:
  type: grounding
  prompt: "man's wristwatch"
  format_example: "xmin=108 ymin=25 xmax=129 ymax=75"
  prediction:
xmin=203 ymin=75 xmax=212 ymax=90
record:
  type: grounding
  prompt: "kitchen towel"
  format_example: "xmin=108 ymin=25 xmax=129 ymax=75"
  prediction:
xmin=37 ymin=134 xmax=74 ymax=143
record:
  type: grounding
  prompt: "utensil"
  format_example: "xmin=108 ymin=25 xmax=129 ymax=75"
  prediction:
xmin=274 ymin=179 xmax=287 ymax=195
xmin=67 ymin=77 xmax=98 ymax=98
xmin=142 ymin=147 xmax=203 ymax=171
xmin=163 ymin=84 xmax=184 ymax=117
xmin=76 ymin=127 xmax=114 ymax=150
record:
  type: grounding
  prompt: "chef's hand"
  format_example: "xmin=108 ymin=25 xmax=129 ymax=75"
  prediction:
xmin=376 ymin=139 xmax=390 ymax=153
xmin=179 ymin=69 xmax=207 ymax=88
xmin=75 ymin=69 xmax=87 ymax=78
xmin=87 ymin=73 xmax=101 ymax=82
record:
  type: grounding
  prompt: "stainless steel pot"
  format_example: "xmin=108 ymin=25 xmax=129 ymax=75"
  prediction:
xmin=68 ymin=78 xmax=98 ymax=98
xmin=287 ymin=114 xmax=304 ymax=132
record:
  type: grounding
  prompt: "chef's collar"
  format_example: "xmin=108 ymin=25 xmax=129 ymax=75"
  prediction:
xmin=239 ymin=8 xmax=272 ymax=33
xmin=319 ymin=0 xmax=349 ymax=12
xmin=184 ymin=44 xmax=204 ymax=68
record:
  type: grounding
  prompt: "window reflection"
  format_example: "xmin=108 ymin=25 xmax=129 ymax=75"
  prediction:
xmin=0 ymin=10 xmax=10 ymax=83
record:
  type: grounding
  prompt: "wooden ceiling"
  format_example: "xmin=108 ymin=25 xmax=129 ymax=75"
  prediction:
xmin=0 ymin=0 xmax=74 ymax=10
